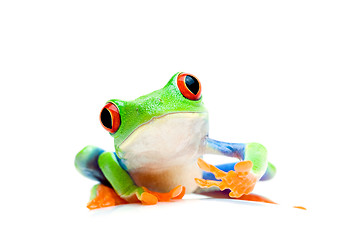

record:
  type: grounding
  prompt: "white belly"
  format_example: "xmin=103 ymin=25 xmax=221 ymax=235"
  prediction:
xmin=117 ymin=112 xmax=209 ymax=192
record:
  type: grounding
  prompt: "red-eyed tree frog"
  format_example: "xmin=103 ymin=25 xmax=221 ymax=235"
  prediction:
xmin=75 ymin=72 xmax=276 ymax=209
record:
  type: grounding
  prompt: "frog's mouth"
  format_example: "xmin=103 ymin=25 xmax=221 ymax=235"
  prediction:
xmin=116 ymin=112 xmax=209 ymax=171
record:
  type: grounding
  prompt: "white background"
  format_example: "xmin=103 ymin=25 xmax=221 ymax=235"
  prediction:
xmin=1 ymin=0 xmax=359 ymax=239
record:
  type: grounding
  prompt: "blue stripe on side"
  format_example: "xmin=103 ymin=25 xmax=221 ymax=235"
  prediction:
xmin=114 ymin=152 xmax=128 ymax=172
xmin=206 ymin=138 xmax=246 ymax=160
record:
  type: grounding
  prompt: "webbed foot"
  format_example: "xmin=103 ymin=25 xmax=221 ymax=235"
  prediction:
xmin=87 ymin=184 xmax=127 ymax=210
xmin=195 ymin=158 xmax=257 ymax=198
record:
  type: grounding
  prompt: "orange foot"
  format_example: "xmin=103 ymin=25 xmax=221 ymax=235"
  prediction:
xmin=87 ymin=184 xmax=128 ymax=210
xmin=195 ymin=158 xmax=257 ymax=198
xmin=143 ymin=185 xmax=186 ymax=202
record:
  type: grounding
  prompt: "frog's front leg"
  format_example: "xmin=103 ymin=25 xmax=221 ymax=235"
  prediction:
xmin=195 ymin=138 xmax=275 ymax=198
xmin=96 ymin=152 xmax=160 ymax=205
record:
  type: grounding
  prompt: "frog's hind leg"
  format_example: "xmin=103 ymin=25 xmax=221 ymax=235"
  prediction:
xmin=75 ymin=146 xmax=127 ymax=209
xmin=204 ymin=139 xmax=276 ymax=180
xmin=196 ymin=139 xmax=276 ymax=199
xmin=75 ymin=145 xmax=110 ymax=185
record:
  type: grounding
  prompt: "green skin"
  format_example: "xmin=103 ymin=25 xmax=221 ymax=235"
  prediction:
xmin=111 ymin=75 xmax=207 ymax=156
xmin=75 ymin=72 xmax=274 ymax=203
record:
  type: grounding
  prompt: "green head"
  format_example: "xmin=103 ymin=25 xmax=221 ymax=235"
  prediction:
xmin=99 ymin=72 xmax=208 ymax=153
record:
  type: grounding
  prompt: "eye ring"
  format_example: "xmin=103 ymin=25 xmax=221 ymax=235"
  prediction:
xmin=177 ymin=73 xmax=202 ymax=100
xmin=100 ymin=102 xmax=120 ymax=134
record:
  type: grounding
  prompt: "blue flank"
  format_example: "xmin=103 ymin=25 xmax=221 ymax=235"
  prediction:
xmin=114 ymin=153 xmax=128 ymax=171
xmin=205 ymin=138 xmax=246 ymax=160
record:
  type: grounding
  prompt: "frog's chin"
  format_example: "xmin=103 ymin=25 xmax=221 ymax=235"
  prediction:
xmin=116 ymin=112 xmax=209 ymax=172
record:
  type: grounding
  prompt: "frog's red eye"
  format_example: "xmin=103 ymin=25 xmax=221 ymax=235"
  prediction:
xmin=177 ymin=73 xmax=202 ymax=100
xmin=100 ymin=103 xmax=120 ymax=134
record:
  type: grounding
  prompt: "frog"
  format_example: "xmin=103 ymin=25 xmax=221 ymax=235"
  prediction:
xmin=75 ymin=72 xmax=276 ymax=209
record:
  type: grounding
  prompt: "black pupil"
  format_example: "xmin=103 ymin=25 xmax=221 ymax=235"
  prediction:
xmin=185 ymin=75 xmax=199 ymax=95
xmin=101 ymin=108 xmax=112 ymax=129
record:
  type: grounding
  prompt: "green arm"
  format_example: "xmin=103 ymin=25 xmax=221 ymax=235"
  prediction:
xmin=98 ymin=152 xmax=144 ymax=199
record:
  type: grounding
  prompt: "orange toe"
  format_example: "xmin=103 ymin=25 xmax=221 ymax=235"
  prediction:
xmin=197 ymin=158 xmax=211 ymax=172
xmin=234 ymin=160 xmax=253 ymax=173
xmin=195 ymin=178 xmax=221 ymax=188
xmin=143 ymin=185 xmax=186 ymax=202
xmin=197 ymin=158 xmax=226 ymax=179
xmin=171 ymin=185 xmax=186 ymax=200
xmin=140 ymin=192 xmax=158 ymax=205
